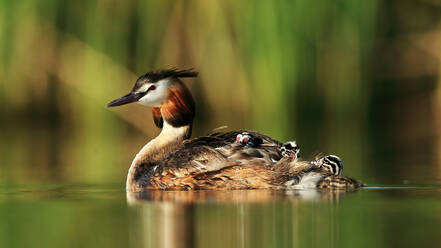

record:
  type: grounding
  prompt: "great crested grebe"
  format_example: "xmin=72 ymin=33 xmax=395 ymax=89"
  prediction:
xmin=107 ymin=69 xmax=362 ymax=191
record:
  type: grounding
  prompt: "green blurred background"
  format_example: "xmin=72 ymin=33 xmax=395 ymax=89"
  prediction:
xmin=2 ymin=2 xmax=441 ymax=248
xmin=1 ymin=0 xmax=441 ymax=187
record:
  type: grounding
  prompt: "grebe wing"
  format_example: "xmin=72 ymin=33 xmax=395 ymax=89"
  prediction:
xmin=159 ymin=130 xmax=283 ymax=178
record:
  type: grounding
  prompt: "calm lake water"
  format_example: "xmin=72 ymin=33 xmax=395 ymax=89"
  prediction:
xmin=1 ymin=185 xmax=440 ymax=248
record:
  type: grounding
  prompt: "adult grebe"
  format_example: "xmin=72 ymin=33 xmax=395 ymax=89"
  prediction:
xmin=107 ymin=69 xmax=362 ymax=191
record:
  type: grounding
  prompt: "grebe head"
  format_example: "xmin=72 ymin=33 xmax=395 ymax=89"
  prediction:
xmin=316 ymin=155 xmax=343 ymax=176
xmin=107 ymin=69 xmax=197 ymax=129
xmin=281 ymin=141 xmax=300 ymax=159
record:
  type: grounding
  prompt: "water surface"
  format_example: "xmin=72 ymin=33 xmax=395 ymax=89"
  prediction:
xmin=1 ymin=185 xmax=440 ymax=248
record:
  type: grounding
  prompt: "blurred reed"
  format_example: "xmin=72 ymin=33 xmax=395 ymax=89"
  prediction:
xmin=0 ymin=0 xmax=440 ymax=186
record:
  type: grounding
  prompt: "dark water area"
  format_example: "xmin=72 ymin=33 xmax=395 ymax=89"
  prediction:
xmin=1 ymin=185 xmax=440 ymax=248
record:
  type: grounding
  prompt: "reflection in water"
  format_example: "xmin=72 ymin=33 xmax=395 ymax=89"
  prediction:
xmin=126 ymin=190 xmax=356 ymax=248
xmin=128 ymin=200 xmax=194 ymax=248
xmin=126 ymin=189 xmax=355 ymax=204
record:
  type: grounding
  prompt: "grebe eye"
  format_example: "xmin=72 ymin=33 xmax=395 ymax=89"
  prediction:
xmin=148 ymin=85 xmax=156 ymax=91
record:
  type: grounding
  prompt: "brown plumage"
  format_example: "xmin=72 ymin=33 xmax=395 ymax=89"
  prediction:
xmin=128 ymin=130 xmax=286 ymax=191
xmin=160 ymin=82 xmax=195 ymax=129
xmin=152 ymin=107 xmax=163 ymax=128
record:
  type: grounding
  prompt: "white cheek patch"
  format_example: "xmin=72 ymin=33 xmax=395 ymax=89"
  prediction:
xmin=137 ymin=79 xmax=170 ymax=107
xmin=138 ymin=94 xmax=162 ymax=107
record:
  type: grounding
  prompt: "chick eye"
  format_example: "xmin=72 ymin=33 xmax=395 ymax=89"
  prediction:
xmin=148 ymin=85 xmax=156 ymax=91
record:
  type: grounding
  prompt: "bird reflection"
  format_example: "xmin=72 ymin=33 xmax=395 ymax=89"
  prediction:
xmin=126 ymin=190 xmax=358 ymax=248
xmin=127 ymin=189 xmax=356 ymax=204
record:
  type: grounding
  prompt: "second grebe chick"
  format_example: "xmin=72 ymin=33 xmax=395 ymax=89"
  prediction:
xmin=280 ymin=141 xmax=300 ymax=159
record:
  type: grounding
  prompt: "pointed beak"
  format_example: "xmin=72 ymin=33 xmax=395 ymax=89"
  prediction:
xmin=106 ymin=92 xmax=145 ymax=107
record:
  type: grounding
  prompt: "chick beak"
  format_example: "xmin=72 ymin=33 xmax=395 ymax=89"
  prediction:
xmin=106 ymin=92 xmax=145 ymax=107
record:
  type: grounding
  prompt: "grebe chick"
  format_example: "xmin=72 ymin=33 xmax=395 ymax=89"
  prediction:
xmin=235 ymin=132 xmax=263 ymax=148
xmin=280 ymin=141 xmax=300 ymax=159
xmin=107 ymin=69 xmax=361 ymax=191
xmin=311 ymin=155 xmax=364 ymax=189
xmin=236 ymin=133 xmax=300 ymax=161
xmin=279 ymin=154 xmax=363 ymax=189
xmin=311 ymin=154 xmax=343 ymax=176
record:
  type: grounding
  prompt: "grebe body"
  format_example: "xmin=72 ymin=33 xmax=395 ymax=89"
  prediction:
xmin=107 ymin=69 xmax=362 ymax=191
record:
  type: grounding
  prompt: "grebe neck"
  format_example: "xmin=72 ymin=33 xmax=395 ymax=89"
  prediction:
xmin=126 ymin=121 xmax=191 ymax=190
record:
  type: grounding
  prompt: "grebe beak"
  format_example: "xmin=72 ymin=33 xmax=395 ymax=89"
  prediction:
xmin=107 ymin=92 xmax=146 ymax=107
